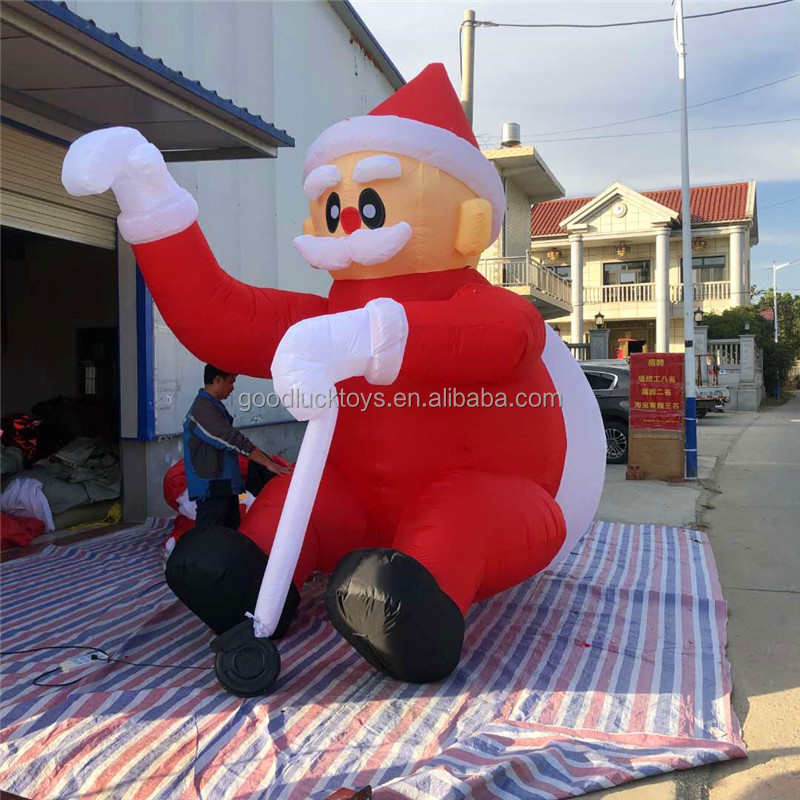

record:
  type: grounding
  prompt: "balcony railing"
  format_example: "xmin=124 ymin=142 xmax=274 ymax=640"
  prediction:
xmin=670 ymin=281 xmax=731 ymax=302
xmin=477 ymin=256 xmax=572 ymax=309
xmin=584 ymin=283 xmax=655 ymax=304
xmin=583 ymin=280 xmax=731 ymax=305
xmin=567 ymin=343 xmax=590 ymax=361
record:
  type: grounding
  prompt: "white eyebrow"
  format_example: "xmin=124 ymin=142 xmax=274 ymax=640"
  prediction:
xmin=303 ymin=165 xmax=342 ymax=201
xmin=352 ymin=155 xmax=402 ymax=184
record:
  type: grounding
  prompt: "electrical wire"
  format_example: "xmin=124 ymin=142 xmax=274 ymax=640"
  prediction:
xmin=759 ymin=195 xmax=800 ymax=210
xmin=33 ymin=669 xmax=84 ymax=688
xmin=477 ymin=73 xmax=800 ymax=142
xmin=101 ymin=655 xmax=212 ymax=671
xmin=2 ymin=643 xmax=213 ymax=690
xmin=1 ymin=645 xmax=106 ymax=656
xmin=522 ymin=117 xmax=800 ymax=145
xmin=463 ymin=0 xmax=795 ymax=31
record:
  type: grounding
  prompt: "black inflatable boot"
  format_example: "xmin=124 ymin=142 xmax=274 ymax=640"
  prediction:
xmin=325 ymin=548 xmax=464 ymax=683
xmin=165 ymin=525 xmax=299 ymax=638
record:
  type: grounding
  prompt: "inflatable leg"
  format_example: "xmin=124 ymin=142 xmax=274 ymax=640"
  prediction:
xmin=168 ymin=465 xmax=372 ymax=639
xmin=325 ymin=471 xmax=566 ymax=682
xmin=165 ymin=525 xmax=299 ymax=637
xmin=240 ymin=464 xmax=376 ymax=585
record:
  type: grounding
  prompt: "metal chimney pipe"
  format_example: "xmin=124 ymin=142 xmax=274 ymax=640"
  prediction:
xmin=501 ymin=122 xmax=521 ymax=147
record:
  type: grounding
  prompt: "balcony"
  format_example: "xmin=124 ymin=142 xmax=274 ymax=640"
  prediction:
xmin=670 ymin=281 xmax=731 ymax=302
xmin=477 ymin=256 xmax=572 ymax=319
xmin=583 ymin=280 xmax=731 ymax=305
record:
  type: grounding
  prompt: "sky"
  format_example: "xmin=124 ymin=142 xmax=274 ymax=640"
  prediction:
xmin=352 ymin=0 xmax=800 ymax=293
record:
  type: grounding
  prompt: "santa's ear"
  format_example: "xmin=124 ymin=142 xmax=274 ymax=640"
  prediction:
xmin=455 ymin=199 xmax=492 ymax=257
xmin=302 ymin=217 xmax=315 ymax=236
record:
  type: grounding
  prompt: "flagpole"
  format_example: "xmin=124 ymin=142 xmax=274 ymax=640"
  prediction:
xmin=674 ymin=0 xmax=697 ymax=479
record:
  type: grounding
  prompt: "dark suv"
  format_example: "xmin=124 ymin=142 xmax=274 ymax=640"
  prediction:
xmin=580 ymin=362 xmax=630 ymax=464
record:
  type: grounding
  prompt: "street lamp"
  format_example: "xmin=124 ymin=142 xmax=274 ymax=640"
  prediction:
xmin=764 ymin=260 xmax=799 ymax=343
xmin=743 ymin=321 xmax=751 ymax=332
xmin=693 ymin=308 xmax=703 ymax=325
xmin=762 ymin=259 xmax=798 ymax=397
xmin=594 ymin=312 xmax=605 ymax=329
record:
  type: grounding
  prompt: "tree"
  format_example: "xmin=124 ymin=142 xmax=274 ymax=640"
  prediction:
xmin=756 ymin=290 xmax=800 ymax=359
xmin=702 ymin=303 xmax=795 ymax=389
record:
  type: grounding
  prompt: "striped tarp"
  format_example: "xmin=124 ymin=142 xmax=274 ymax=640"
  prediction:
xmin=0 ymin=520 xmax=745 ymax=799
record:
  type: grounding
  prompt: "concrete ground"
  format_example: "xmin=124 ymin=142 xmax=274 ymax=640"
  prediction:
xmin=591 ymin=394 xmax=800 ymax=800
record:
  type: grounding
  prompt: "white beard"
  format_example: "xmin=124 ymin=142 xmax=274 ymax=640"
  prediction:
xmin=293 ymin=222 xmax=412 ymax=271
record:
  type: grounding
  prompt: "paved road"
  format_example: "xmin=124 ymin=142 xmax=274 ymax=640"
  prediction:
xmin=593 ymin=394 xmax=800 ymax=800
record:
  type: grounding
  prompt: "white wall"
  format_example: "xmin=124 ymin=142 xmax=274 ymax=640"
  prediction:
xmin=503 ymin=179 xmax=531 ymax=258
xmin=67 ymin=1 xmax=396 ymax=435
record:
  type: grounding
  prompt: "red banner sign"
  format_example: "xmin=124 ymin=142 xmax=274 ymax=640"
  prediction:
xmin=629 ymin=353 xmax=684 ymax=431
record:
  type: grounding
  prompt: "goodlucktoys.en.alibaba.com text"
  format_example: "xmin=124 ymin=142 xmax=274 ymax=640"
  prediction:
xmin=238 ymin=388 xmax=563 ymax=413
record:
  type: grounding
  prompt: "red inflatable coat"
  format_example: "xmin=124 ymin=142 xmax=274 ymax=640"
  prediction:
xmin=135 ymin=223 xmax=604 ymax=614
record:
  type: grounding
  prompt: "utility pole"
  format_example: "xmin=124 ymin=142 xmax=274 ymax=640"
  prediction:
xmin=773 ymin=261 xmax=779 ymax=343
xmin=674 ymin=0 xmax=697 ymax=480
xmin=460 ymin=9 xmax=476 ymax=125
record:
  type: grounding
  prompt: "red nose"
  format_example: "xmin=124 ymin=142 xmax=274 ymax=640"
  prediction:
xmin=341 ymin=206 xmax=361 ymax=234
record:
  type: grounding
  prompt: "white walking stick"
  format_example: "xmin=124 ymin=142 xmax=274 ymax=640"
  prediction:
xmin=251 ymin=405 xmax=338 ymax=637
xmin=211 ymin=405 xmax=338 ymax=696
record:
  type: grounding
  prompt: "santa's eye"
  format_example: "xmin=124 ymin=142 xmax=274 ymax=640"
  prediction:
xmin=325 ymin=192 xmax=341 ymax=233
xmin=359 ymin=188 xmax=385 ymax=230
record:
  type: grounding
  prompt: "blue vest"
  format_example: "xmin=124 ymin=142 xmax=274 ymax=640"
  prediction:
xmin=183 ymin=390 xmax=244 ymax=501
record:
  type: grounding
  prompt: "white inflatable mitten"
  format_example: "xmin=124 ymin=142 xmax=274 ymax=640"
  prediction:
xmin=271 ymin=298 xmax=408 ymax=421
xmin=61 ymin=127 xmax=198 ymax=244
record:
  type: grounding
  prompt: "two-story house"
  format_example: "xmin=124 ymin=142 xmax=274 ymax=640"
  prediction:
xmin=529 ymin=181 xmax=758 ymax=355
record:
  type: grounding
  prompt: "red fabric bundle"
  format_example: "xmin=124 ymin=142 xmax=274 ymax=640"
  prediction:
xmin=1 ymin=513 xmax=45 ymax=550
xmin=162 ymin=456 xmax=291 ymax=546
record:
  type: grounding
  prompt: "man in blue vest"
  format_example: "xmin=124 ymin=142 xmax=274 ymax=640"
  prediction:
xmin=184 ymin=364 xmax=290 ymax=530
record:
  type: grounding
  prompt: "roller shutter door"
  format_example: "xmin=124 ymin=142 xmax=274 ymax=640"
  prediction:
xmin=1 ymin=122 xmax=118 ymax=249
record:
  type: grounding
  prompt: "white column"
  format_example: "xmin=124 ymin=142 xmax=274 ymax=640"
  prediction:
xmin=729 ymin=226 xmax=745 ymax=306
xmin=655 ymin=227 xmax=671 ymax=353
xmin=569 ymin=234 xmax=584 ymax=344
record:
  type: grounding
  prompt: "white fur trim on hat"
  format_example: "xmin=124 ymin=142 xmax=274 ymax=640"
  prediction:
xmin=304 ymin=115 xmax=505 ymax=244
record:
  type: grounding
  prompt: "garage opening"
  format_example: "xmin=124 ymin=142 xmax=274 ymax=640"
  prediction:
xmin=1 ymin=225 xmax=122 ymax=536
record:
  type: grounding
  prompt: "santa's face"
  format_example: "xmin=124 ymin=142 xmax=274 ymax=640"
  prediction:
xmin=295 ymin=151 xmax=488 ymax=281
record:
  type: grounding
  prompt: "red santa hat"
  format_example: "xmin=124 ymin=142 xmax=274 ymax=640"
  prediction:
xmin=303 ymin=63 xmax=505 ymax=243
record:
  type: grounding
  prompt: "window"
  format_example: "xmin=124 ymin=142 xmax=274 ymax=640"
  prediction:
xmin=584 ymin=371 xmax=615 ymax=390
xmin=82 ymin=361 xmax=97 ymax=396
xmin=603 ymin=260 xmax=651 ymax=285
xmin=680 ymin=255 xmax=727 ymax=282
xmin=552 ymin=265 xmax=571 ymax=279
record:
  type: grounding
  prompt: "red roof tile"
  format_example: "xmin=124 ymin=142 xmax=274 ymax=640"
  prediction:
xmin=530 ymin=182 xmax=751 ymax=237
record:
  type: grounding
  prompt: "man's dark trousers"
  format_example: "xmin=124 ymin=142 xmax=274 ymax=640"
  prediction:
xmin=195 ymin=495 xmax=241 ymax=530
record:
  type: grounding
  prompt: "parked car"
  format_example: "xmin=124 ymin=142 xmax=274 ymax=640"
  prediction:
xmin=580 ymin=362 xmax=630 ymax=465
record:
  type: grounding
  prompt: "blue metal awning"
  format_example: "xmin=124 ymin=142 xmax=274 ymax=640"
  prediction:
xmin=0 ymin=0 xmax=294 ymax=160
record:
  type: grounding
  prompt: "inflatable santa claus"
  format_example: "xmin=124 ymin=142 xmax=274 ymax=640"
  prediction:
xmin=62 ymin=64 xmax=605 ymax=683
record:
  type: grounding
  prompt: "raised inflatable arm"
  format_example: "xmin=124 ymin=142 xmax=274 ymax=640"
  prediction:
xmin=63 ymin=128 xmax=328 ymax=376
xmin=133 ymin=225 xmax=328 ymax=377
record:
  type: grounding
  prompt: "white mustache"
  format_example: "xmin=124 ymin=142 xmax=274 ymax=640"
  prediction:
xmin=293 ymin=222 xmax=412 ymax=271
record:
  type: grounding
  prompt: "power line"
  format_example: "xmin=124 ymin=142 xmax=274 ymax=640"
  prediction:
xmin=523 ymin=117 xmax=800 ymax=145
xmin=477 ymin=72 xmax=800 ymax=142
xmin=759 ymin=196 xmax=800 ymax=210
xmin=467 ymin=0 xmax=795 ymax=31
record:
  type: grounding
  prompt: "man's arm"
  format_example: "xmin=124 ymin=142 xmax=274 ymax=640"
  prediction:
xmin=189 ymin=397 xmax=292 ymax=475
xmin=189 ymin=396 xmax=255 ymax=455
